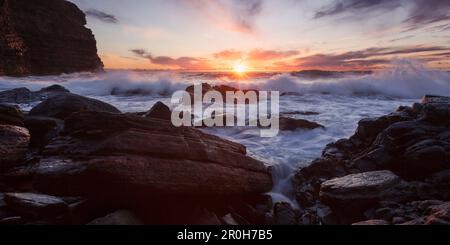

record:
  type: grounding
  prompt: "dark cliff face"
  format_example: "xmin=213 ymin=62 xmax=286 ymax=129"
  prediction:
xmin=0 ymin=0 xmax=103 ymax=76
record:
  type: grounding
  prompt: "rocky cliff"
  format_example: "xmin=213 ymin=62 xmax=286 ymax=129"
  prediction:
xmin=0 ymin=0 xmax=103 ymax=76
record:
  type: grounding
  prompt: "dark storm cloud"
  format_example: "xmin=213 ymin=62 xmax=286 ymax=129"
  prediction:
xmin=85 ymin=9 xmax=118 ymax=24
xmin=314 ymin=0 xmax=450 ymax=30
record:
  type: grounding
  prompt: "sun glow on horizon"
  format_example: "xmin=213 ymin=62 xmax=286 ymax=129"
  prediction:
xmin=233 ymin=62 xmax=248 ymax=75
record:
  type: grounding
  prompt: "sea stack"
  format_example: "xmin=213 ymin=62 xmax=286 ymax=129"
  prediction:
xmin=0 ymin=0 xmax=103 ymax=76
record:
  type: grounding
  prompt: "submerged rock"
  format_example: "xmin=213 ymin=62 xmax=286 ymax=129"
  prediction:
xmin=0 ymin=0 xmax=103 ymax=76
xmin=281 ymin=111 xmax=320 ymax=116
xmin=0 ymin=85 xmax=71 ymax=104
xmin=0 ymin=88 xmax=35 ymax=104
xmin=279 ymin=117 xmax=325 ymax=131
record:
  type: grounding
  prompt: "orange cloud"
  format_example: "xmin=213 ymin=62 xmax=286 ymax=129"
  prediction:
xmin=213 ymin=50 xmax=244 ymax=60
xmin=124 ymin=45 xmax=450 ymax=71
xmin=130 ymin=49 xmax=213 ymax=70
xmin=248 ymin=49 xmax=300 ymax=60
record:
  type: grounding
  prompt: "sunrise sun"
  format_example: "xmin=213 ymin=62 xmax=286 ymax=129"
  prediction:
xmin=233 ymin=63 xmax=248 ymax=75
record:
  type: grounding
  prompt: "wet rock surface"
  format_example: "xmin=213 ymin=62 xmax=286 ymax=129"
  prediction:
xmin=0 ymin=103 xmax=24 ymax=126
xmin=279 ymin=117 xmax=325 ymax=131
xmin=28 ymin=111 xmax=272 ymax=197
xmin=294 ymin=95 xmax=450 ymax=225
xmin=4 ymin=192 xmax=68 ymax=218
xmin=1 ymin=88 xmax=449 ymax=225
xmin=0 ymin=85 xmax=71 ymax=104
xmin=145 ymin=101 xmax=171 ymax=120
xmin=320 ymin=171 xmax=402 ymax=206
xmin=0 ymin=89 xmax=273 ymax=225
xmin=29 ymin=93 xmax=121 ymax=119
xmin=87 ymin=210 xmax=143 ymax=225
xmin=0 ymin=125 xmax=30 ymax=170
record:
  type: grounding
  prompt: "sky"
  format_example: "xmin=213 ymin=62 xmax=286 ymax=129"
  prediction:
xmin=70 ymin=0 xmax=450 ymax=71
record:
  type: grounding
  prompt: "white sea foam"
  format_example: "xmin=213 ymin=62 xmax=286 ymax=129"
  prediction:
xmin=227 ymin=59 xmax=450 ymax=98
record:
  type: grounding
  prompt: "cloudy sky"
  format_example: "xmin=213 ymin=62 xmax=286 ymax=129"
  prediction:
xmin=70 ymin=0 xmax=450 ymax=71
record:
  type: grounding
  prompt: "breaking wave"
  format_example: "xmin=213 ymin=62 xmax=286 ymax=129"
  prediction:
xmin=240 ymin=60 xmax=450 ymax=99
xmin=0 ymin=71 xmax=190 ymax=96
xmin=1 ymin=59 xmax=449 ymax=99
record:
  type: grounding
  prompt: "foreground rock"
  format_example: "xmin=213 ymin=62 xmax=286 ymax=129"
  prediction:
xmin=0 ymin=103 xmax=24 ymax=126
xmin=294 ymin=95 xmax=450 ymax=225
xmin=352 ymin=220 xmax=390 ymax=225
xmin=0 ymin=125 xmax=30 ymax=169
xmin=4 ymin=193 xmax=68 ymax=218
xmin=320 ymin=171 xmax=403 ymax=212
xmin=24 ymin=116 xmax=64 ymax=147
xmin=88 ymin=210 xmax=143 ymax=225
xmin=0 ymin=0 xmax=103 ymax=76
xmin=145 ymin=101 xmax=171 ymax=120
xmin=29 ymin=93 xmax=121 ymax=119
xmin=17 ymin=111 xmax=272 ymax=198
xmin=0 ymin=90 xmax=275 ymax=225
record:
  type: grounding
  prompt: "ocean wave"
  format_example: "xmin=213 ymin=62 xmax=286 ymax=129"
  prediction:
xmin=1 ymin=59 xmax=449 ymax=99
xmin=225 ymin=60 xmax=448 ymax=99
xmin=0 ymin=70 xmax=190 ymax=97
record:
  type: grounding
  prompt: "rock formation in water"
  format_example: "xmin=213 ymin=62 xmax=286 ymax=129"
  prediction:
xmin=0 ymin=0 xmax=103 ymax=76
xmin=292 ymin=95 xmax=450 ymax=225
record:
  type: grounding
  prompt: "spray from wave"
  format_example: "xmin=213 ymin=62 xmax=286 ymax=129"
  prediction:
xmin=0 ymin=71 xmax=190 ymax=96
xmin=1 ymin=59 xmax=449 ymax=99
xmin=232 ymin=59 xmax=450 ymax=98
